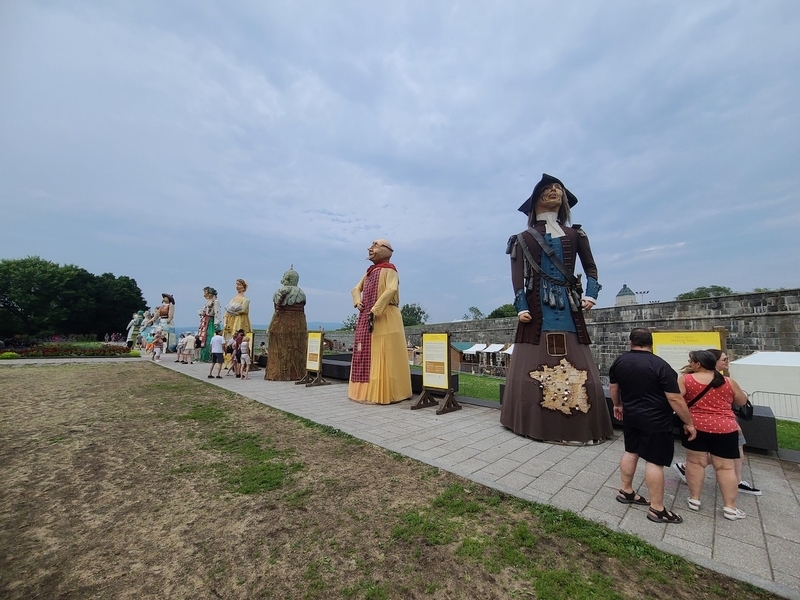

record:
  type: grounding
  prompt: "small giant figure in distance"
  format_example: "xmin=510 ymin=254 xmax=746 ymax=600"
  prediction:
xmin=155 ymin=294 xmax=176 ymax=352
xmin=139 ymin=308 xmax=154 ymax=339
xmin=501 ymin=174 xmax=613 ymax=444
xmin=125 ymin=310 xmax=144 ymax=349
xmin=348 ymin=239 xmax=412 ymax=404
xmin=266 ymin=265 xmax=308 ymax=381
xmin=223 ymin=279 xmax=252 ymax=341
xmin=198 ymin=286 xmax=221 ymax=362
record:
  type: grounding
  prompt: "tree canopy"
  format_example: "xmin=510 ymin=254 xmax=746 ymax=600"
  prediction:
xmin=675 ymin=285 xmax=735 ymax=300
xmin=0 ymin=256 xmax=146 ymax=339
xmin=487 ymin=304 xmax=516 ymax=319
xmin=339 ymin=302 xmax=429 ymax=330
xmin=461 ymin=306 xmax=485 ymax=321
xmin=401 ymin=303 xmax=429 ymax=327
xmin=340 ymin=313 xmax=358 ymax=331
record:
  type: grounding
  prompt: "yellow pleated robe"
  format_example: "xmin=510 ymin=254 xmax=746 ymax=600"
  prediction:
xmin=348 ymin=268 xmax=412 ymax=404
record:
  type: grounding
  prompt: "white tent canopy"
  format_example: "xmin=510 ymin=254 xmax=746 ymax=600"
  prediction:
xmin=732 ymin=352 xmax=800 ymax=367
xmin=502 ymin=344 xmax=514 ymax=355
xmin=463 ymin=343 xmax=487 ymax=355
xmin=482 ymin=344 xmax=505 ymax=353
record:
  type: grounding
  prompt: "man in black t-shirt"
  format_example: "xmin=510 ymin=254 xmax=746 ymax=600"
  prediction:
xmin=609 ymin=328 xmax=696 ymax=524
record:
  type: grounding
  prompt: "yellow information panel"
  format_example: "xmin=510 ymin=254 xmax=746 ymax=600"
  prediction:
xmin=652 ymin=331 xmax=721 ymax=373
xmin=306 ymin=332 xmax=323 ymax=371
xmin=422 ymin=333 xmax=449 ymax=390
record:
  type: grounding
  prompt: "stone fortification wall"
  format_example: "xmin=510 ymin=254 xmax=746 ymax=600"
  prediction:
xmin=260 ymin=289 xmax=800 ymax=376
xmin=404 ymin=289 xmax=800 ymax=375
xmin=586 ymin=289 xmax=800 ymax=373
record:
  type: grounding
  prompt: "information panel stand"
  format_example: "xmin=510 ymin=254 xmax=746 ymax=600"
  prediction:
xmin=411 ymin=332 xmax=461 ymax=415
xmin=295 ymin=332 xmax=330 ymax=387
xmin=652 ymin=328 xmax=726 ymax=373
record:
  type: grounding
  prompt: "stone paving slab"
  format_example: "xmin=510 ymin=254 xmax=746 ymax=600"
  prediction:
xmin=7 ymin=357 xmax=798 ymax=599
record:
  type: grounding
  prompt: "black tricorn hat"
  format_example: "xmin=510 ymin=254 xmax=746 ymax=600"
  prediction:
xmin=517 ymin=173 xmax=578 ymax=215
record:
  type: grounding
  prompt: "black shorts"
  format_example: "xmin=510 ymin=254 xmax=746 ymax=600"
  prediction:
xmin=682 ymin=430 xmax=739 ymax=459
xmin=211 ymin=352 xmax=224 ymax=364
xmin=622 ymin=424 xmax=674 ymax=467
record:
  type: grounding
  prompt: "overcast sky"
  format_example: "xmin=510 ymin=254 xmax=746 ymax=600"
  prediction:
xmin=1 ymin=1 xmax=798 ymax=329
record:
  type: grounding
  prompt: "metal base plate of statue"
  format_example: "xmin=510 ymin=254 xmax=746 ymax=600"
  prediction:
xmin=265 ymin=267 xmax=308 ymax=381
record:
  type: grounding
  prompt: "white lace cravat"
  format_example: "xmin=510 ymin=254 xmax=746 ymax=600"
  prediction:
xmin=535 ymin=211 xmax=565 ymax=238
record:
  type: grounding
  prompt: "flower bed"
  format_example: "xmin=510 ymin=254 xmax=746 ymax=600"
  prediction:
xmin=14 ymin=344 xmax=134 ymax=358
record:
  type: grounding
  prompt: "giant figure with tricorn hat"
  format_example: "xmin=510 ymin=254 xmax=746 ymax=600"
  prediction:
xmin=501 ymin=174 xmax=613 ymax=444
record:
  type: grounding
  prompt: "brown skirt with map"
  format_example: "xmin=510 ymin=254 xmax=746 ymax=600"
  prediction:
xmin=500 ymin=332 xmax=613 ymax=444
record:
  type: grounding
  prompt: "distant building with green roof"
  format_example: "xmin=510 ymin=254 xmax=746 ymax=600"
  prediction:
xmin=615 ymin=284 xmax=637 ymax=307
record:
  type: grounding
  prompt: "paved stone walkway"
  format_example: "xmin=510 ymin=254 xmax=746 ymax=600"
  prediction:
xmin=7 ymin=357 xmax=800 ymax=598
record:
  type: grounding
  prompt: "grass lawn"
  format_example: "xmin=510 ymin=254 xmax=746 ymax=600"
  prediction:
xmin=0 ymin=363 xmax=780 ymax=600
xmin=408 ymin=368 xmax=503 ymax=402
xmin=776 ymin=419 xmax=800 ymax=451
xmin=456 ymin=372 xmax=503 ymax=402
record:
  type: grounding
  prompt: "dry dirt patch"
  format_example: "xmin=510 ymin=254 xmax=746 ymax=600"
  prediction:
xmin=0 ymin=363 xmax=780 ymax=599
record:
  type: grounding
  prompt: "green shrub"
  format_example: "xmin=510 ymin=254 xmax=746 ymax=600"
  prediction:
xmin=129 ymin=350 xmax=141 ymax=357
xmin=0 ymin=352 xmax=21 ymax=359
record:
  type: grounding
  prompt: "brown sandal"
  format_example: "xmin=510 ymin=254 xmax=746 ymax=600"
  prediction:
xmin=647 ymin=506 xmax=683 ymax=524
xmin=616 ymin=489 xmax=649 ymax=505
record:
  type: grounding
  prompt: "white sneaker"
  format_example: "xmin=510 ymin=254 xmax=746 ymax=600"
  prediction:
xmin=672 ymin=462 xmax=687 ymax=484
xmin=738 ymin=481 xmax=762 ymax=496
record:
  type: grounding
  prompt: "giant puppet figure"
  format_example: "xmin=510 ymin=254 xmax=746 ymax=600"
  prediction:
xmin=223 ymin=279 xmax=252 ymax=341
xmin=125 ymin=311 xmax=144 ymax=349
xmin=348 ymin=239 xmax=412 ymax=405
xmin=198 ymin=286 xmax=221 ymax=362
xmin=265 ymin=265 xmax=307 ymax=381
xmin=155 ymin=294 xmax=176 ymax=352
xmin=139 ymin=308 xmax=154 ymax=339
xmin=500 ymin=174 xmax=613 ymax=444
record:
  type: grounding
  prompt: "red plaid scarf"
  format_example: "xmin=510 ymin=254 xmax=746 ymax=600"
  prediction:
xmin=351 ymin=263 xmax=395 ymax=383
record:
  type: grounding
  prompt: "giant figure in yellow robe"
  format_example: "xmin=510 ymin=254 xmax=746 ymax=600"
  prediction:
xmin=348 ymin=239 xmax=412 ymax=405
xmin=223 ymin=278 xmax=251 ymax=341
